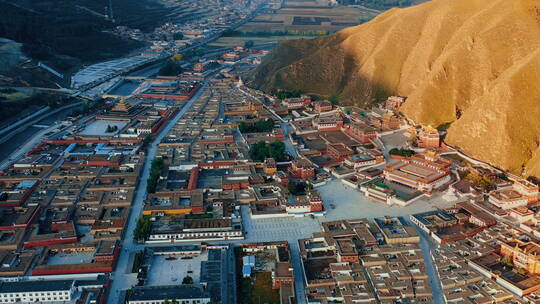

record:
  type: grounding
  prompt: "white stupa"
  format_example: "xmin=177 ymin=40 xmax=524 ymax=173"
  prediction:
xmin=442 ymin=187 xmax=458 ymax=202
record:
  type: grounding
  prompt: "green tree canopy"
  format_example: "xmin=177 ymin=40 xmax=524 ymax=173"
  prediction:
xmin=288 ymin=181 xmax=307 ymax=195
xmin=389 ymin=148 xmax=415 ymax=157
xmin=239 ymin=118 xmax=274 ymax=133
xmin=244 ymin=40 xmax=254 ymax=48
xmin=249 ymin=141 xmax=286 ymax=162
xmin=158 ymin=59 xmax=182 ymax=76
xmin=147 ymin=157 xmax=164 ymax=193
xmin=134 ymin=216 xmax=152 ymax=241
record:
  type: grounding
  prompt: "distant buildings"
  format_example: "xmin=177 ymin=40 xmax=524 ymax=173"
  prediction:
xmin=138 ymin=80 xmax=201 ymax=101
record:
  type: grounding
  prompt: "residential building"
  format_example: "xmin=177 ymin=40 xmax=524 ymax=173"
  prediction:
xmin=0 ymin=280 xmax=75 ymax=303
xmin=489 ymin=189 xmax=528 ymax=210
xmin=500 ymin=239 xmax=540 ymax=274
xmin=127 ymin=285 xmax=211 ymax=304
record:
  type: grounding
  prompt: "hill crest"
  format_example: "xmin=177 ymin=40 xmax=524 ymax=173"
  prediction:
xmin=248 ymin=0 xmax=540 ymax=177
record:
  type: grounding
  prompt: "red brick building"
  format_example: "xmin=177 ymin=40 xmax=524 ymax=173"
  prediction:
xmin=327 ymin=144 xmax=355 ymax=161
xmin=314 ymin=100 xmax=333 ymax=113
xmin=289 ymin=158 xmax=315 ymax=179
xmin=417 ymin=126 xmax=440 ymax=148
xmin=344 ymin=122 xmax=378 ymax=143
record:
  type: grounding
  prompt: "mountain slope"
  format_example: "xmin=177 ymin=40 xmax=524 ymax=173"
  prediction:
xmin=248 ymin=0 xmax=540 ymax=177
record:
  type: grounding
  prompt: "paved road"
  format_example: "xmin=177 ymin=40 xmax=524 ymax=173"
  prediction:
xmin=289 ymin=241 xmax=307 ymax=304
xmin=0 ymin=123 xmax=59 ymax=171
xmin=280 ymin=120 xmax=298 ymax=158
xmin=107 ymin=83 xmax=207 ymax=304
xmin=410 ymin=220 xmax=444 ymax=304
xmin=220 ymin=247 xmax=237 ymax=304
xmin=106 ymin=82 xmax=315 ymax=303
xmin=0 ymin=107 xmax=93 ymax=171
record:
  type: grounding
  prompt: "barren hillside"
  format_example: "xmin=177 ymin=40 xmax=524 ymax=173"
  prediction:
xmin=249 ymin=0 xmax=540 ymax=177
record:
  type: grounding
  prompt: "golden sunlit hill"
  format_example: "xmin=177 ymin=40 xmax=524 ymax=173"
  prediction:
xmin=248 ymin=0 xmax=540 ymax=177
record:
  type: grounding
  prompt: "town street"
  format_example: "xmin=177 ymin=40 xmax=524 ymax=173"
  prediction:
xmin=107 ymin=83 xmax=207 ymax=304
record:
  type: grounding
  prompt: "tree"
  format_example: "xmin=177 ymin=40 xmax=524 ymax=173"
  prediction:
xmin=173 ymin=32 xmax=184 ymax=40
xmin=497 ymin=173 xmax=510 ymax=181
xmin=147 ymin=157 xmax=164 ymax=193
xmin=158 ymin=59 xmax=182 ymax=76
xmin=465 ymin=172 xmax=495 ymax=191
xmin=134 ymin=216 xmax=152 ymax=241
xmin=249 ymin=141 xmax=268 ymax=162
xmin=329 ymin=95 xmax=339 ymax=105
xmin=238 ymin=121 xmax=249 ymax=133
xmin=182 ymin=275 xmax=193 ymax=284
xmin=389 ymin=148 xmax=415 ymax=157
xmin=249 ymin=141 xmax=286 ymax=162
xmin=105 ymin=125 xmax=118 ymax=132
xmin=268 ymin=141 xmax=285 ymax=160
xmin=288 ymin=181 xmax=307 ymax=195
xmin=501 ymin=255 xmax=513 ymax=267
xmin=275 ymin=90 xmax=303 ymax=100
xmin=244 ymin=40 xmax=254 ymax=48
xmin=239 ymin=119 xmax=274 ymax=133
xmin=183 ymin=48 xmax=204 ymax=59
xmin=142 ymin=134 xmax=154 ymax=148
xmin=255 ymin=118 xmax=274 ymax=132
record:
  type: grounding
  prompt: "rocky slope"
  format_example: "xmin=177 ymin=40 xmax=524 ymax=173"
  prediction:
xmin=248 ymin=0 xmax=540 ymax=177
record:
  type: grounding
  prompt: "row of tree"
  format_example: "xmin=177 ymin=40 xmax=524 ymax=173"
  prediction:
xmin=71 ymin=99 xmax=104 ymax=117
xmin=222 ymin=29 xmax=331 ymax=37
xmin=388 ymin=147 xmax=415 ymax=157
xmin=147 ymin=157 xmax=164 ymax=193
xmin=273 ymin=90 xmax=304 ymax=100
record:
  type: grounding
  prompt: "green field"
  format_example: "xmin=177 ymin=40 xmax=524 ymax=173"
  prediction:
xmin=213 ymin=0 xmax=379 ymax=46
xmin=209 ymin=35 xmax=316 ymax=47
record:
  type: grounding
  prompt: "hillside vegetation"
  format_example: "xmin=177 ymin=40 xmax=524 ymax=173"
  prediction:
xmin=248 ymin=0 xmax=540 ymax=177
